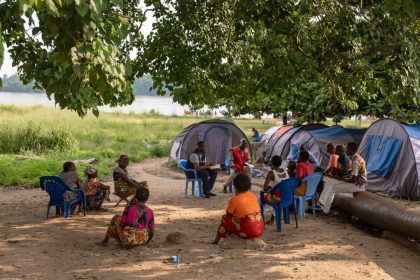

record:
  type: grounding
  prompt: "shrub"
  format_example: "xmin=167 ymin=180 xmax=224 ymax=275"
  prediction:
xmin=0 ymin=122 xmax=76 ymax=154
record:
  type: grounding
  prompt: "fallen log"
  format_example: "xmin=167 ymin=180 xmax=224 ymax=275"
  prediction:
xmin=334 ymin=191 xmax=420 ymax=241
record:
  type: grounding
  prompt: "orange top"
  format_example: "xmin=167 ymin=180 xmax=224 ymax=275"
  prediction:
xmin=328 ymin=154 xmax=339 ymax=169
xmin=226 ymin=191 xmax=260 ymax=218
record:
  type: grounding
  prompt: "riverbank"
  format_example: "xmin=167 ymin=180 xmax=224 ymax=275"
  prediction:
xmin=0 ymin=105 xmax=275 ymax=187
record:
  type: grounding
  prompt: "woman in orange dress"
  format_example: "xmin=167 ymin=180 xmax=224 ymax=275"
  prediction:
xmin=212 ymin=174 xmax=264 ymax=244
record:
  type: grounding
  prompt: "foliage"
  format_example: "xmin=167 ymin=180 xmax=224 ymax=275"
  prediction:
xmin=145 ymin=0 xmax=420 ymax=123
xmin=0 ymin=121 xmax=75 ymax=154
xmin=0 ymin=0 xmax=148 ymax=116
xmin=0 ymin=1 xmax=419 ymax=121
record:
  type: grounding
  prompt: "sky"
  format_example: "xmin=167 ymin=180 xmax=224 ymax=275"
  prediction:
xmin=0 ymin=7 xmax=155 ymax=77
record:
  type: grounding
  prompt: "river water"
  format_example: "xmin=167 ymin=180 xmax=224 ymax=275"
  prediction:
xmin=0 ymin=92 xmax=191 ymax=115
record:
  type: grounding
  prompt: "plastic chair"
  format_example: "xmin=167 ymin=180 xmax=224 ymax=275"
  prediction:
xmin=294 ymin=172 xmax=324 ymax=221
xmin=179 ymin=160 xmax=204 ymax=198
xmin=260 ymin=178 xmax=301 ymax=232
xmin=40 ymin=176 xmax=86 ymax=218
xmin=225 ymin=156 xmax=233 ymax=193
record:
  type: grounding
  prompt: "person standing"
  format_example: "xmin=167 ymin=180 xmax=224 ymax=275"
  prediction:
xmin=251 ymin=128 xmax=260 ymax=142
xmin=186 ymin=141 xmax=218 ymax=198
xmin=223 ymin=139 xmax=252 ymax=193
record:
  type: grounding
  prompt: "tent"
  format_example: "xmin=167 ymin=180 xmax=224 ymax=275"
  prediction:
xmin=255 ymin=125 xmax=284 ymax=161
xmin=267 ymin=124 xmax=328 ymax=161
xmin=169 ymin=120 xmax=251 ymax=164
xmin=284 ymin=125 xmax=360 ymax=168
xmin=357 ymin=119 xmax=420 ymax=199
xmin=265 ymin=126 xmax=294 ymax=158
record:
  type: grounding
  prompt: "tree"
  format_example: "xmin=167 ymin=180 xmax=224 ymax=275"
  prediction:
xmin=0 ymin=0 xmax=419 ymax=121
xmin=0 ymin=0 xmax=148 ymax=116
xmin=145 ymin=0 xmax=420 ymax=122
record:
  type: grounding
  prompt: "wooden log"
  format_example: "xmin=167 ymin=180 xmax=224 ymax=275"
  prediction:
xmin=334 ymin=191 xmax=420 ymax=241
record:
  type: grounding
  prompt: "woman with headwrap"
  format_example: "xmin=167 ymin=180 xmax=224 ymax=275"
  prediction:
xmin=113 ymin=155 xmax=148 ymax=206
xmin=82 ymin=166 xmax=111 ymax=211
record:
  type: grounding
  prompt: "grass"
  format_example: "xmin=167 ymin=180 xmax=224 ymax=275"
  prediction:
xmin=0 ymin=105 xmax=274 ymax=187
xmin=0 ymin=105 xmax=372 ymax=188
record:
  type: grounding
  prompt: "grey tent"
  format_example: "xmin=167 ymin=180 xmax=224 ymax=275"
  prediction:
xmin=169 ymin=120 xmax=251 ymax=164
xmin=358 ymin=119 xmax=420 ymax=199
xmin=255 ymin=125 xmax=283 ymax=161
xmin=284 ymin=125 xmax=362 ymax=169
xmin=267 ymin=124 xmax=328 ymax=160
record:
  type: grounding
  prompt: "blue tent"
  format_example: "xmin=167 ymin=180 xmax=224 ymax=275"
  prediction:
xmin=358 ymin=119 xmax=420 ymax=199
xmin=285 ymin=125 xmax=361 ymax=168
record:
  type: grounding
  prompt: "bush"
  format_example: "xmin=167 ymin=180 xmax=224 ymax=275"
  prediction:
xmin=0 ymin=122 xmax=75 ymax=154
xmin=150 ymin=144 xmax=170 ymax=157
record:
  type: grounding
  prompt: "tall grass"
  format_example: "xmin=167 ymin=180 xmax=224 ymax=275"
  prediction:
xmin=0 ymin=122 xmax=75 ymax=154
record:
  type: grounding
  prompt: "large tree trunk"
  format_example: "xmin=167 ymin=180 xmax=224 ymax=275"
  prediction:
xmin=282 ymin=115 xmax=287 ymax=125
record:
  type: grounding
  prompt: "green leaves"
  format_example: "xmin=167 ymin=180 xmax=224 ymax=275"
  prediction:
xmin=75 ymin=0 xmax=89 ymax=17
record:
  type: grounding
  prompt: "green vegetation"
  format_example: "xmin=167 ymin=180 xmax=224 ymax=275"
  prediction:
xmin=0 ymin=105 xmax=277 ymax=187
xmin=1 ymin=1 xmax=418 ymax=121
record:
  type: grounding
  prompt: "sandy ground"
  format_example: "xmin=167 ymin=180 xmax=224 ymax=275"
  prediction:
xmin=0 ymin=157 xmax=419 ymax=280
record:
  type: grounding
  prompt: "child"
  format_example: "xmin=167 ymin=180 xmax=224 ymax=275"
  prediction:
xmin=325 ymin=143 xmax=339 ymax=176
xmin=333 ymin=145 xmax=351 ymax=178
xmin=82 ymin=166 xmax=111 ymax=211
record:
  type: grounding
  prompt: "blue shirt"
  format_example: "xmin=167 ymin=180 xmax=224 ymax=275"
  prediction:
xmin=252 ymin=132 xmax=260 ymax=142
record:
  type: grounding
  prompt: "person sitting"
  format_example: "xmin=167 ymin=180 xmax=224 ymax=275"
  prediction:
xmin=96 ymin=187 xmax=155 ymax=249
xmin=287 ymin=160 xmax=297 ymax=178
xmin=262 ymin=156 xmax=288 ymax=200
xmin=319 ymin=142 xmax=367 ymax=214
xmin=82 ymin=166 xmax=111 ymax=211
xmin=296 ymin=151 xmax=315 ymax=179
xmin=59 ymin=161 xmax=82 ymax=214
xmin=186 ymin=141 xmax=218 ymax=198
xmin=212 ymin=174 xmax=264 ymax=244
xmin=223 ymin=139 xmax=252 ymax=193
xmin=325 ymin=143 xmax=339 ymax=176
xmin=294 ymin=151 xmax=315 ymax=198
xmin=262 ymin=156 xmax=289 ymax=224
xmin=299 ymin=144 xmax=320 ymax=168
xmin=113 ymin=155 xmax=148 ymax=206
xmin=334 ymin=144 xmax=351 ymax=178
xmin=251 ymin=128 xmax=260 ymax=142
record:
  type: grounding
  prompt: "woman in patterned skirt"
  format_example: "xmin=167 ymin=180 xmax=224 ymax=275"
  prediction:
xmin=212 ymin=174 xmax=264 ymax=244
xmin=96 ymin=187 xmax=155 ymax=249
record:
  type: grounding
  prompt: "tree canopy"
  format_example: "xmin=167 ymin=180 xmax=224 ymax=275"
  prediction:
xmin=1 ymin=0 xmax=419 ymax=121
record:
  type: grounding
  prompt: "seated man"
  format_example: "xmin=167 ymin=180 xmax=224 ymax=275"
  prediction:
xmin=186 ymin=141 xmax=218 ymax=198
xmin=223 ymin=139 xmax=252 ymax=193
xmin=319 ymin=142 xmax=367 ymax=214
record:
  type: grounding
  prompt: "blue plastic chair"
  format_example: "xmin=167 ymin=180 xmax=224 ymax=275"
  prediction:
xmin=260 ymin=178 xmax=301 ymax=232
xmin=40 ymin=176 xmax=86 ymax=218
xmin=225 ymin=156 xmax=233 ymax=193
xmin=179 ymin=160 xmax=204 ymax=198
xmin=294 ymin=172 xmax=324 ymax=221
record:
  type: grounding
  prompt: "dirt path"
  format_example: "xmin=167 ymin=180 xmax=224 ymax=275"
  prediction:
xmin=0 ymin=157 xmax=419 ymax=280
